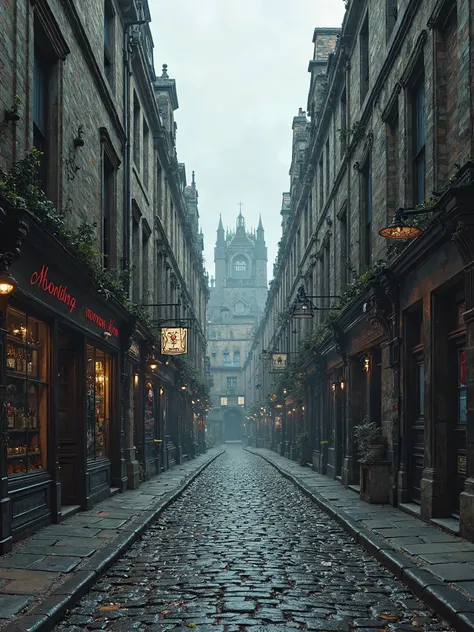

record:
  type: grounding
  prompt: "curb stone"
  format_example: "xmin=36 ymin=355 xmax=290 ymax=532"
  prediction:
xmin=246 ymin=447 xmax=474 ymax=632
xmin=3 ymin=449 xmax=225 ymax=632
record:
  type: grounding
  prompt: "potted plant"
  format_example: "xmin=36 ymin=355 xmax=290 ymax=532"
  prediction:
xmin=295 ymin=430 xmax=311 ymax=465
xmin=354 ymin=419 xmax=385 ymax=462
xmin=354 ymin=419 xmax=389 ymax=504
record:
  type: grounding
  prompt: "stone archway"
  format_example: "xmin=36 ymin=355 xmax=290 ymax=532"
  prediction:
xmin=223 ymin=407 xmax=243 ymax=442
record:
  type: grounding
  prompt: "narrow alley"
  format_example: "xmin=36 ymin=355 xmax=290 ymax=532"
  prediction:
xmin=53 ymin=447 xmax=453 ymax=632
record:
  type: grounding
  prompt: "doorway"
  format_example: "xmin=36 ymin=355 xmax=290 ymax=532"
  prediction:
xmin=224 ymin=407 xmax=242 ymax=441
xmin=58 ymin=332 xmax=82 ymax=506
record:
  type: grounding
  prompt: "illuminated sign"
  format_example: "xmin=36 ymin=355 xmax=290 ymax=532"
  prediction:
xmin=30 ymin=266 xmax=77 ymax=313
xmin=271 ymin=353 xmax=287 ymax=372
xmin=161 ymin=327 xmax=187 ymax=355
xmin=85 ymin=308 xmax=119 ymax=337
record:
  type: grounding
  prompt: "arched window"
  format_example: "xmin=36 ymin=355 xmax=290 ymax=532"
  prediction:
xmin=234 ymin=258 xmax=247 ymax=273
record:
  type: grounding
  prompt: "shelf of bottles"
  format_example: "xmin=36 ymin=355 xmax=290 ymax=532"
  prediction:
xmin=86 ymin=345 xmax=111 ymax=459
xmin=6 ymin=307 xmax=49 ymax=476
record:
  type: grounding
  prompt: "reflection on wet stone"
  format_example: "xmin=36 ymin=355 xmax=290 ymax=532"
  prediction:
xmin=54 ymin=446 xmax=454 ymax=631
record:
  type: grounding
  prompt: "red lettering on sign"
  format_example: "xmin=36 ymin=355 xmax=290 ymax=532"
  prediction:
xmin=84 ymin=309 xmax=119 ymax=337
xmin=30 ymin=266 xmax=77 ymax=313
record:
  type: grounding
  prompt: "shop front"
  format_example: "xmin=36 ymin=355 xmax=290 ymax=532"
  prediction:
xmin=1 ymin=219 xmax=132 ymax=548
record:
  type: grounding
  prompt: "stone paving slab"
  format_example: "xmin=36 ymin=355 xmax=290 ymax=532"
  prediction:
xmin=246 ymin=447 xmax=474 ymax=632
xmin=0 ymin=448 xmax=224 ymax=631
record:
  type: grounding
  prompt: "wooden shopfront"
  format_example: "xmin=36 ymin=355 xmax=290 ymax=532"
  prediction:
xmin=2 ymin=220 xmax=131 ymax=545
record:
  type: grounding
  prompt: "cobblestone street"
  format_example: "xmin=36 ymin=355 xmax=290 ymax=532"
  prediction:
xmin=54 ymin=446 xmax=453 ymax=632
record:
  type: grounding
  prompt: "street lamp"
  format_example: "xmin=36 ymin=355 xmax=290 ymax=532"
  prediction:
xmin=0 ymin=269 xmax=17 ymax=295
xmin=379 ymin=206 xmax=440 ymax=239
xmin=291 ymin=285 xmax=341 ymax=319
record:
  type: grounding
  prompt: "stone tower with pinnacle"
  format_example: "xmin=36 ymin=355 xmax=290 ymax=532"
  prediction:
xmin=207 ymin=209 xmax=268 ymax=443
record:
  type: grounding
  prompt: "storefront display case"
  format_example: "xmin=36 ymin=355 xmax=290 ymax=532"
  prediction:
xmin=6 ymin=307 xmax=49 ymax=477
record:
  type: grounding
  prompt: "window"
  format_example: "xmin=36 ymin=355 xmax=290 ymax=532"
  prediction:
xmin=459 ymin=350 xmax=466 ymax=423
xmin=325 ymin=139 xmax=330 ymax=196
xmin=412 ymin=75 xmax=426 ymax=205
xmin=339 ymin=209 xmax=348 ymax=288
xmin=227 ymin=377 xmax=237 ymax=388
xmin=104 ymin=0 xmax=114 ymax=84
xmin=387 ymin=0 xmax=398 ymax=40
xmin=6 ymin=307 xmax=49 ymax=476
xmin=318 ymin=157 xmax=324 ymax=209
xmin=234 ymin=351 xmax=240 ymax=364
xmin=86 ymin=345 xmax=111 ymax=459
xmin=340 ymin=89 xmax=347 ymax=158
xmin=132 ymin=216 xmax=140 ymax=303
xmin=142 ymin=225 xmax=150 ymax=301
xmin=238 ymin=396 xmax=245 ymax=406
xmin=223 ymin=352 xmax=230 ymax=365
xmin=361 ymin=157 xmax=372 ymax=269
xmin=143 ymin=118 xmax=149 ymax=188
xmin=33 ymin=47 xmax=50 ymax=191
xmin=133 ymin=93 xmax=141 ymax=170
xmin=220 ymin=397 xmax=228 ymax=407
xmin=386 ymin=112 xmax=399 ymax=217
xmin=360 ymin=14 xmax=369 ymax=104
xmin=102 ymin=153 xmax=115 ymax=269
xmin=234 ymin=257 xmax=247 ymax=274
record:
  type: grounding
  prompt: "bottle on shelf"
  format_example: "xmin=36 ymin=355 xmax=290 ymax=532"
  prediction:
xmin=7 ymin=405 xmax=14 ymax=429
xmin=6 ymin=345 xmax=16 ymax=370
xmin=29 ymin=409 xmax=37 ymax=429
xmin=27 ymin=352 xmax=33 ymax=375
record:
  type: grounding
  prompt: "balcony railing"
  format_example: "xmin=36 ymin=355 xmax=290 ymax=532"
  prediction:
xmin=222 ymin=360 xmax=241 ymax=367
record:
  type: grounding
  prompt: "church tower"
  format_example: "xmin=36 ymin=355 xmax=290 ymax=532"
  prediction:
xmin=207 ymin=209 xmax=268 ymax=443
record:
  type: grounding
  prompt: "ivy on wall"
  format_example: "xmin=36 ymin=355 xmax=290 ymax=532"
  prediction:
xmin=0 ymin=150 xmax=154 ymax=331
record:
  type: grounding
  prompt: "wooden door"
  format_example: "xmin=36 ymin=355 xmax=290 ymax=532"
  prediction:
xmin=58 ymin=347 xmax=80 ymax=505
xmin=410 ymin=350 xmax=425 ymax=504
xmin=453 ymin=345 xmax=466 ymax=515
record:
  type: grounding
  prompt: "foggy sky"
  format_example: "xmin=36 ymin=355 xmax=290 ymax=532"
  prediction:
xmin=149 ymin=1 xmax=345 ymax=281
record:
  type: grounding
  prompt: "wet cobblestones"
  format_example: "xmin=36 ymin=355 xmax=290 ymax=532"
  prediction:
xmin=54 ymin=446 xmax=454 ymax=631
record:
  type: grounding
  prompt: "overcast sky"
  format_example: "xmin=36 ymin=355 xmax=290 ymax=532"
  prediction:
xmin=149 ymin=1 xmax=345 ymax=281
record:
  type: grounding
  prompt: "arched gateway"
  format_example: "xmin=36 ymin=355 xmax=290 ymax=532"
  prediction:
xmin=223 ymin=407 xmax=243 ymax=442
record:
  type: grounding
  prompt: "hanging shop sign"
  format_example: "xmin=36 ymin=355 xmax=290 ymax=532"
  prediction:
xmin=270 ymin=353 xmax=287 ymax=372
xmin=161 ymin=327 xmax=187 ymax=356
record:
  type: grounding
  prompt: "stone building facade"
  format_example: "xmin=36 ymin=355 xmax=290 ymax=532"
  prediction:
xmin=244 ymin=0 xmax=474 ymax=539
xmin=0 ymin=0 xmax=208 ymax=549
xmin=207 ymin=213 xmax=267 ymax=443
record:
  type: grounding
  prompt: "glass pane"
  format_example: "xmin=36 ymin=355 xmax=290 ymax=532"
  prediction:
xmin=86 ymin=345 xmax=96 ymax=459
xmin=145 ymin=378 xmax=156 ymax=462
xmin=459 ymin=389 xmax=467 ymax=423
xmin=95 ymin=349 xmax=107 ymax=458
xmin=6 ymin=307 xmax=49 ymax=476
xmin=418 ymin=363 xmax=424 ymax=417
xmin=415 ymin=82 xmax=425 ymax=149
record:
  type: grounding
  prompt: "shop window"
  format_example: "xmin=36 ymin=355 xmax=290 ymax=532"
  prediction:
xmin=86 ymin=345 xmax=111 ymax=459
xmin=238 ymin=396 xmax=245 ymax=406
xmin=459 ymin=349 xmax=466 ymax=423
xmin=220 ymin=397 xmax=228 ymax=406
xmin=6 ymin=307 xmax=49 ymax=476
